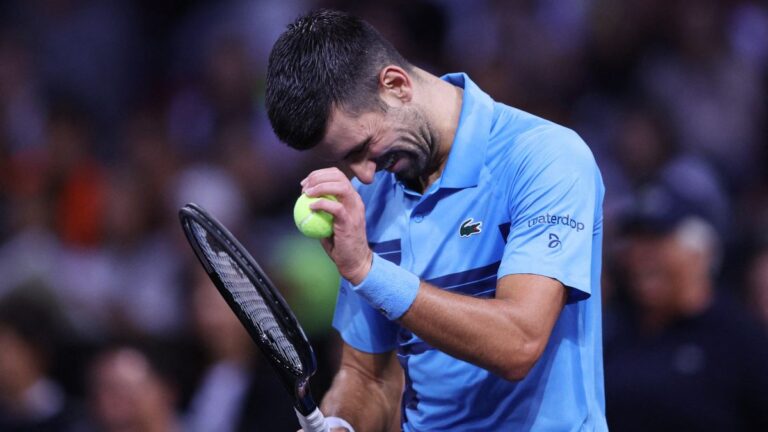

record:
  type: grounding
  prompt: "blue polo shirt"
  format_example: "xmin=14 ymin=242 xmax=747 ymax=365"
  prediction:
xmin=332 ymin=73 xmax=607 ymax=431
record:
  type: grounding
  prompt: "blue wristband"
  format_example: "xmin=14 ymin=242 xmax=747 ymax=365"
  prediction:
xmin=350 ymin=253 xmax=420 ymax=320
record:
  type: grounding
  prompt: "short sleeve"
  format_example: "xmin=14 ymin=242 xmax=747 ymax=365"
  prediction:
xmin=332 ymin=278 xmax=400 ymax=353
xmin=497 ymin=127 xmax=602 ymax=303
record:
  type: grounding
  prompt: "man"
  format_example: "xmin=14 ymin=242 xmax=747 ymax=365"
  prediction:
xmin=266 ymin=10 xmax=606 ymax=431
xmin=184 ymin=266 xmax=297 ymax=431
xmin=605 ymin=184 xmax=768 ymax=431
xmin=86 ymin=346 xmax=180 ymax=432
xmin=0 ymin=286 xmax=82 ymax=432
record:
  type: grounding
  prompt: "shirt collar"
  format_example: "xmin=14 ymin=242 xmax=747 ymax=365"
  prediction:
xmin=437 ymin=73 xmax=494 ymax=189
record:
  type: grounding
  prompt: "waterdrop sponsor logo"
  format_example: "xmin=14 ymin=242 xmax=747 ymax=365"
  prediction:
xmin=528 ymin=213 xmax=585 ymax=232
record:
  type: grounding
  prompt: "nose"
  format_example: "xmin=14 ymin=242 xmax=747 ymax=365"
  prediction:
xmin=348 ymin=159 xmax=377 ymax=184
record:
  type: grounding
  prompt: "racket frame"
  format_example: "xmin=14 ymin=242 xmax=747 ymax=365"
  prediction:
xmin=179 ymin=203 xmax=318 ymax=415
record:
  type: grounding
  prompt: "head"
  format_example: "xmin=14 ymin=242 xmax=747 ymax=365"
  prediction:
xmin=617 ymin=182 xmax=721 ymax=328
xmin=746 ymin=247 xmax=768 ymax=330
xmin=88 ymin=346 xmax=177 ymax=432
xmin=622 ymin=218 xmax=718 ymax=318
xmin=189 ymin=266 xmax=254 ymax=363
xmin=0 ymin=287 xmax=63 ymax=400
xmin=0 ymin=324 xmax=45 ymax=400
xmin=616 ymin=102 xmax=677 ymax=184
xmin=266 ymin=10 xmax=440 ymax=184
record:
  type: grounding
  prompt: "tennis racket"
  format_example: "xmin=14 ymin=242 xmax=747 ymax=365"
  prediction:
xmin=179 ymin=203 xmax=329 ymax=432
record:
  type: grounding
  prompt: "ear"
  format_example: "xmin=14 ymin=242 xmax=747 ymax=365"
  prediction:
xmin=378 ymin=66 xmax=413 ymax=108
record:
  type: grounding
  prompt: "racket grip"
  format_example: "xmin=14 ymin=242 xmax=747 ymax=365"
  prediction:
xmin=296 ymin=407 xmax=330 ymax=432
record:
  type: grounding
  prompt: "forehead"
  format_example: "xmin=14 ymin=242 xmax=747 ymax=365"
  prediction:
xmin=626 ymin=233 xmax=670 ymax=249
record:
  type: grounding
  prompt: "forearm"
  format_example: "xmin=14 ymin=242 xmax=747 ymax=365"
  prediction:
xmin=399 ymin=274 xmax=567 ymax=381
xmin=399 ymin=285 xmax=532 ymax=380
xmin=345 ymin=254 xmax=566 ymax=381
xmin=320 ymin=351 xmax=402 ymax=432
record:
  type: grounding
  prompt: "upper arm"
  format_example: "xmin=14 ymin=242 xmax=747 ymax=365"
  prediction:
xmin=492 ymin=128 xmax=599 ymax=373
xmin=499 ymin=127 xmax=602 ymax=301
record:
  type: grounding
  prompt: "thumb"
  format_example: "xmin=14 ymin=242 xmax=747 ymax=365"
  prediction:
xmin=319 ymin=237 xmax=334 ymax=255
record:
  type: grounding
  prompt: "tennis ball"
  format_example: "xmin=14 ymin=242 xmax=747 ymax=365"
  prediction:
xmin=293 ymin=194 xmax=337 ymax=238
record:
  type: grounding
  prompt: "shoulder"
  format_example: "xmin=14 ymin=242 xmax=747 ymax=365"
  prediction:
xmin=488 ymin=106 xmax=597 ymax=179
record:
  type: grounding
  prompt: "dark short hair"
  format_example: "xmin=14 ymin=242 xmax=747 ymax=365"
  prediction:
xmin=265 ymin=9 xmax=411 ymax=150
xmin=0 ymin=283 xmax=69 ymax=364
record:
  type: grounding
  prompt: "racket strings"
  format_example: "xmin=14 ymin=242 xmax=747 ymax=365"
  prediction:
xmin=189 ymin=221 xmax=304 ymax=375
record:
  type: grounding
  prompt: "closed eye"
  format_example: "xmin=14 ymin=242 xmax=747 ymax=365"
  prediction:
xmin=343 ymin=137 xmax=372 ymax=161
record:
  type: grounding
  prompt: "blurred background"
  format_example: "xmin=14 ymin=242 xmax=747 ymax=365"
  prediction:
xmin=0 ymin=0 xmax=766 ymax=430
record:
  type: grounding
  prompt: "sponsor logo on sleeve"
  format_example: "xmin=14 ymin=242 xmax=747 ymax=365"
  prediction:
xmin=528 ymin=213 xmax=585 ymax=232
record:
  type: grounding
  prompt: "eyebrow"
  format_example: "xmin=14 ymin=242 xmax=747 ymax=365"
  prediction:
xmin=341 ymin=136 xmax=372 ymax=161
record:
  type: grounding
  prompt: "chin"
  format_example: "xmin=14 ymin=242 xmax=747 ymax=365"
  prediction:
xmin=395 ymin=157 xmax=429 ymax=181
xmin=394 ymin=166 xmax=421 ymax=182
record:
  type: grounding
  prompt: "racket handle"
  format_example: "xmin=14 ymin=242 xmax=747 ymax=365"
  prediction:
xmin=296 ymin=407 xmax=330 ymax=432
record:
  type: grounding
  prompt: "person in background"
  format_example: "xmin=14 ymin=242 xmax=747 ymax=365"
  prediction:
xmin=745 ymin=245 xmax=768 ymax=334
xmin=605 ymin=183 xmax=768 ymax=431
xmin=183 ymin=266 xmax=297 ymax=431
xmin=0 ymin=284 xmax=81 ymax=431
xmin=83 ymin=345 xmax=180 ymax=432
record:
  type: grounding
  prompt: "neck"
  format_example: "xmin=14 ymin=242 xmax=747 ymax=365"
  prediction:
xmin=413 ymin=69 xmax=463 ymax=191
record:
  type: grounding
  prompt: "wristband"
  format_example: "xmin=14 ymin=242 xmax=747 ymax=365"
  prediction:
xmin=326 ymin=416 xmax=355 ymax=431
xmin=350 ymin=253 xmax=420 ymax=320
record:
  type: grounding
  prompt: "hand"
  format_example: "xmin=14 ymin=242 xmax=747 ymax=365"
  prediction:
xmin=301 ymin=168 xmax=373 ymax=285
xmin=297 ymin=429 xmax=350 ymax=432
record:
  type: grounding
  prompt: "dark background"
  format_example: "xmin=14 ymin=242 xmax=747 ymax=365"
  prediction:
xmin=0 ymin=0 xmax=766 ymax=430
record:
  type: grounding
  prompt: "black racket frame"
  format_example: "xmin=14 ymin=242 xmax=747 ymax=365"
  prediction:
xmin=179 ymin=203 xmax=319 ymax=415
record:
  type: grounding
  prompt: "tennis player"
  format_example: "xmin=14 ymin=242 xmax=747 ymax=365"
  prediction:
xmin=266 ymin=10 xmax=607 ymax=431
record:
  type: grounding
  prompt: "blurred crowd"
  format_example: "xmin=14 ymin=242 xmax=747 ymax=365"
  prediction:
xmin=0 ymin=0 xmax=767 ymax=430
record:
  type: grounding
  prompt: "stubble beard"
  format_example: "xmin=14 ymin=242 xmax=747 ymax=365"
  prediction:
xmin=391 ymin=106 xmax=440 ymax=183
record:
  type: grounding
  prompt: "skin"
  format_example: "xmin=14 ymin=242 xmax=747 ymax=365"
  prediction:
xmin=301 ymin=66 xmax=567 ymax=431
xmin=747 ymin=251 xmax=768 ymax=331
xmin=622 ymin=232 xmax=712 ymax=333
xmin=0 ymin=326 xmax=46 ymax=414
xmin=89 ymin=349 xmax=178 ymax=432
xmin=191 ymin=268 xmax=255 ymax=364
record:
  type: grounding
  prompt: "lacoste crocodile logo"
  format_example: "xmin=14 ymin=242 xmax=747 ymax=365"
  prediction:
xmin=460 ymin=218 xmax=482 ymax=237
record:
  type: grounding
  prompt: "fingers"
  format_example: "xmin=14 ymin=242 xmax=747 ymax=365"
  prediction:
xmin=319 ymin=237 xmax=333 ymax=254
xmin=301 ymin=167 xmax=344 ymax=185
xmin=309 ymin=196 xmax=346 ymax=219
xmin=304 ymin=180 xmax=350 ymax=200
xmin=301 ymin=168 xmax=362 ymax=211
xmin=296 ymin=426 xmax=350 ymax=431
xmin=299 ymin=167 xmax=371 ymax=283
xmin=302 ymin=168 xmax=351 ymax=196
xmin=297 ymin=427 xmax=350 ymax=431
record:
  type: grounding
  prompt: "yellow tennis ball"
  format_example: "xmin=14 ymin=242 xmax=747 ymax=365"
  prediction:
xmin=293 ymin=194 xmax=337 ymax=238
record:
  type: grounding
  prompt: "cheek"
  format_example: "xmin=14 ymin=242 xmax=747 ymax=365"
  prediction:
xmin=629 ymin=268 xmax=667 ymax=302
xmin=624 ymin=248 xmax=670 ymax=304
